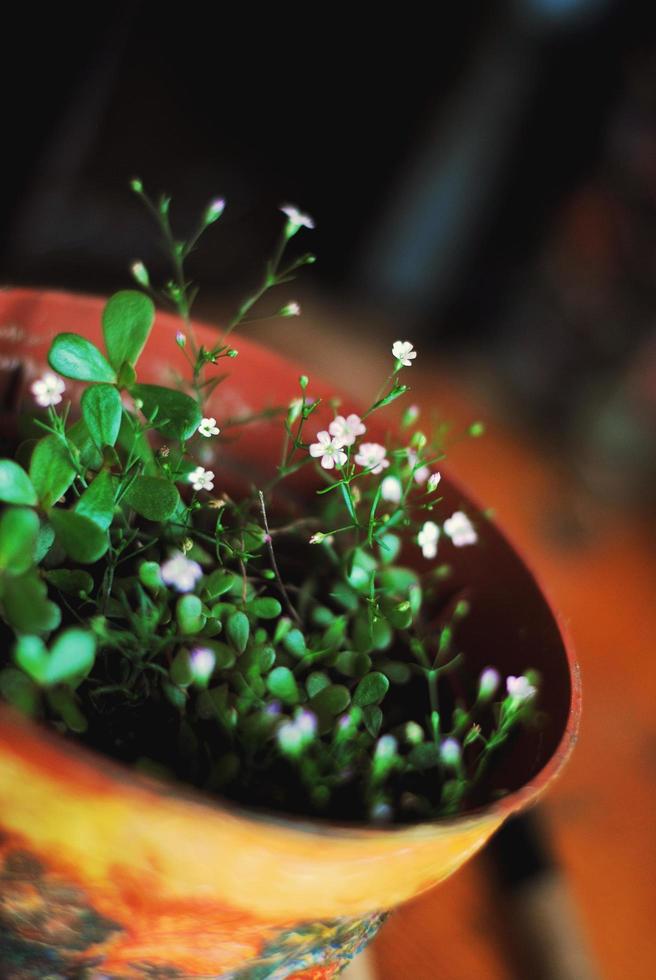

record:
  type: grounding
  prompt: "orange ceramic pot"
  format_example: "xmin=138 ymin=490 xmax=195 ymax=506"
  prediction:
xmin=0 ymin=290 xmax=580 ymax=979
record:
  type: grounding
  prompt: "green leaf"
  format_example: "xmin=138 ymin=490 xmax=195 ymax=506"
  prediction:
xmin=131 ymin=384 xmax=201 ymax=441
xmin=282 ymin=628 xmax=306 ymax=658
xmin=170 ymin=649 xmax=193 ymax=687
xmin=102 ymin=290 xmax=155 ymax=371
xmin=335 ymin=650 xmax=372 ymax=679
xmin=2 ymin=570 xmax=61 ymax=633
xmin=48 ymin=334 xmax=116 ymax=383
xmin=176 ymin=594 xmax=206 ymax=635
xmin=309 ymin=683 xmax=350 ymax=716
xmin=306 ymin=671 xmax=331 ymax=698
xmin=0 ymin=507 xmax=39 ymax=575
xmin=362 ymin=704 xmax=383 ymax=737
xmin=44 ymin=569 xmax=94 ymax=597
xmin=0 ymin=460 xmax=37 ymax=506
xmin=47 ymin=687 xmax=88 ymax=732
xmin=266 ymin=666 xmax=299 ymax=705
xmin=67 ymin=419 xmax=103 ymax=470
xmin=248 ymin=596 xmax=282 ymax=620
xmin=75 ymin=470 xmax=116 ymax=530
xmin=49 ymin=509 xmax=109 ymax=563
xmin=15 ymin=628 xmax=95 ymax=687
xmin=0 ymin=668 xmax=39 ymax=715
xmin=35 ymin=521 xmax=55 ymax=563
xmin=123 ymin=475 xmax=180 ymax=523
xmin=353 ymin=671 xmax=390 ymax=707
xmin=226 ymin=611 xmax=250 ymax=653
xmin=204 ymin=570 xmax=239 ymax=600
xmin=81 ymin=384 xmax=122 ymax=449
xmin=29 ymin=435 xmax=77 ymax=508
xmin=409 ymin=743 xmax=441 ymax=770
xmin=378 ymin=533 xmax=401 ymax=565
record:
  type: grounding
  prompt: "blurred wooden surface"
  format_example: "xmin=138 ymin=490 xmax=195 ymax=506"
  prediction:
xmin=246 ymin=300 xmax=655 ymax=980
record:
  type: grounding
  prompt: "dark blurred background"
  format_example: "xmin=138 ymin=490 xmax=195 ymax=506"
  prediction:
xmin=2 ymin=6 xmax=655 ymax=977
xmin=3 ymin=0 xmax=656 ymax=509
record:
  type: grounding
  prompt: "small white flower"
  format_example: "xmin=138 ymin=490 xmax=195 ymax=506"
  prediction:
xmin=309 ymin=532 xmax=325 ymax=545
xmin=407 ymin=448 xmax=429 ymax=485
xmin=405 ymin=722 xmax=424 ymax=745
xmin=309 ymin=431 xmax=347 ymax=470
xmin=280 ymin=301 xmax=301 ymax=317
xmin=295 ymin=709 xmax=318 ymax=738
xmin=176 ymin=331 xmax=187 ymax=348
xmin=160 ymin=552 xmax=203 ymax=593
xmin=130 ymin=260 xmax=149 ymax=286
xmin=329 ymin=413 xmax=366 ymax=447
xmin=440 ymin=737 xmax=461 ymax=767
xmin=392 ymin=340 xmax=417 ymax=367
xmin=506 ymin=675 xmax=537 ymax=704
xmin=443 ymin=511 xmax=477 ymax=547
xmin=188 ymin=466 xmax=215 ymax=492
xmin=380 ymin=476 xmax=402 ymax=503
xmin=417 ymin=520 xmax=440 ymax=559
xmin=31 ymin=372 xmax=65 ymax=408
xmin=478 ymin=667 xmax=501 ymax=700
xmin=375 ymin=734 xmax=398 ymax=760
xmin=190 ymin=647 xmax=216 ymax=684
xmin=197 ymin=417 xmax=220 ymax=438
xmin=427 ymin=472 xmax=442 ymax=493
xmin=354 ymin=442 xmax=389 ymax=475
xmin=204 ymin=197 xmax=225 ymax=223
xmin=276 ymin=709 xmax=317 ymax=756
xmin=280 ymin=203 xmax=315 ymax=232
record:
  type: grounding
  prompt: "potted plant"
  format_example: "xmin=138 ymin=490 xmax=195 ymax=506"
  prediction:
xmin=0 ymin=189 xmax=579 ymax=979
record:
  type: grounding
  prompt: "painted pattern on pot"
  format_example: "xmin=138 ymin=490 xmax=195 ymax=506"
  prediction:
xmin=0 ymin=290 xmax=580 ymax=978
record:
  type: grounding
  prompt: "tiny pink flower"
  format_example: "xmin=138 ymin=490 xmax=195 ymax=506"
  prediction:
xmin=280 ymin=204 xmax=315 ymax=232
xmin=407 ymin=448 xmax=430 ymax=485
xmin=190 ymin=647 xmax=216 ymax=684
xmin=427 ymin=472 xmax=442 ymax=492
xmin=329 ymin=413 xmax=366 ymax=447
xmin=280 ymin=301 xmax=301 ymax=317
xmin=354 ymin=442 xmax=389 ymax=475
xmin=309 ymin=431 xmax=347 ymax=469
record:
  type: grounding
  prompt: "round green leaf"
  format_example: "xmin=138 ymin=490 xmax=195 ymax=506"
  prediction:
xmin=204 ymin=570 xmax=239 ymax=600
xmin=2 ymin=570 xmax=61 ymax=633
xmin=75 ymin=470 xmax=116 ymax=530
xmin=48 ymin=333 xmax=116 ymax=383
xmin=0 ymin=460 xmax=37 ymax=506
xmin=49 ymin=509 xmax=109 ymax=563
xmin=309 ymin=683 xmax=350 ymax=716
xmin=44 ymin=569 xmax=94 ymax=597
xmin=335 ymin=650 xmax=372 ymax=679
xmin=282 ymin=628 xmax=306 ymax=658
xmin=353 ymin=671 xmax=390 ymax=707
xmin=306 ymin=671 xmax=331 ymax=698
xmin=131 ymin=384 xmax=202 ymax=441
xmin=248 ymin=596 xmax=282 ymax=620
xmin=81 ymin=384 xmax=122 ymax=449
xmin=15 ymin=628 xmax=95 ymax=687
xmin=102 ymin=290 xmax=155 ymax=371
xmin=0 ymin=507 xmax=39 ymax=576
xmin=266 ymin=666 xmax=299 ymax=705
xmin=176 ymin=594 xmax=206 ymax=635
xmin=226 ymin=611 xmax=250 ymax=653
xmin=29 ymin=435 xmax=77 ymax=508
xmin=123 ymin=475 xmax=180 ymax=522
xmin=362 ymin=704 xmax=383 ymax=738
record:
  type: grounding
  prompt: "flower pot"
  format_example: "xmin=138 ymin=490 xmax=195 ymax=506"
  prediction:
xmin=0 ymin=289 xmax=580 ymax=979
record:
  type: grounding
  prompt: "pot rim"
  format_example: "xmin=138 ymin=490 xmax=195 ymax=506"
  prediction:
xmin=0 ymin=286 xmax=581 ymax=841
